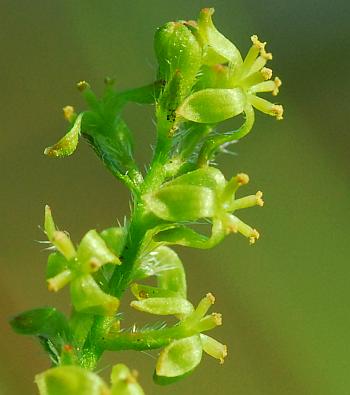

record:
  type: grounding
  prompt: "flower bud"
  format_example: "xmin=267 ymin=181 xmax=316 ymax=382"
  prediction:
xmin=154 ymin=21 xmax=202 ymax=98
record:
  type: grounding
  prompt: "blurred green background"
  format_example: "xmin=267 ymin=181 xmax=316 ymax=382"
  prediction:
xmin=1 ymin=0 xmax=349 ymax=394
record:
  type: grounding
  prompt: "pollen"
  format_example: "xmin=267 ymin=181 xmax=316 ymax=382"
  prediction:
xmin=47 ymin=279 xmax=58 ymax=292
xmin=237 ymin=172 xmax=249 ymax=185
xmin=256 ymin=191 xmax=264 ymax=206
xmin=206 ymin=292 xmax=216 ymax=304
xmin=261 ymin=67 xmax=273 ymax=80
xmin=220 ymin=345 xmax=228 ymax=365
xmin=212 ymin=313 xmax=222 ymax=326
xmin=251 ymin=34 xmax=265 ymax=50
xmin=249 ymin=229 xmax=260 ymax=244
xmin=76 ymin=80 xmax=90 ymax=91
xmin=272 ymin=77 xmax=282 ymax=96
xmin=63 ymin=105 xmax=75 ymax=122
xmin=272 ymin=104 xmax=284 ymax=120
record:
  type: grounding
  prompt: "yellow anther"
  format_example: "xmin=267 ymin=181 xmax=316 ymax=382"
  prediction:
xmin=212 ymin=313 xmax=222 ymax=326
xmin=220 ymin=345 xmax=228 ymax=365
xmin=261 ymin=67 xmax=273 ymax=80
xmin=261 ymin=48 xmax=273 ymax=60
xmin=47 ymin=279 xmax=58 ymax=292
xmin=249 ymin=229 xmax=260 ymax=244
xmin=256 ymin=191 xmax=264 ymax=207
xmin=272 ymin=77 xmax=282 ymax=96
xmin=272 ymin=104 xmax=284 ymax=120
xmin=251 ymin=34 xmax=266 ymax=50
xmin=237 ymin=172 xmax=249 ymax=185
xmin=206 ymin=292 xmax=216 ymax=304
xmin=63 ymin=105 xmax=75 ymax=122
xmin=76 ymin=80 xmax=90 ymax=91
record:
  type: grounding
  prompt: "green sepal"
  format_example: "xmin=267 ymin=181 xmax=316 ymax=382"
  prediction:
xmin=154 ymin=218 xmax=225 ymax=250
xmin=155 ymin=246 xmax=187 ymax=298
xmin=167 ymin=166 xmax=226 ymax=191
xmin=77 ymin=229 xmax=121 ymax=273
xmin=9 ymin=307 xmax=71 ymax=359
xmin=131 ymin=297 xmax=193 ymax=318
xmin=44 ymin=206 xmax=76 ymax=260
xmin=111 ymin=364 xmax=145 ymax=395
xmin=70 ymin=274 xmax=120 ymax=315
xmin=35 ymin=366 xmax=109 ymax=395
xmin=198 ymin=8 xmax=243 ymax=67
xmin=46 ymin=252 xmax=69 ymax=279
xmin=177 ymin=87 xmax=246 ymax=123
xmin=131 ymin=283 xmax=179 ymax=300
xmin=100 ymin=227 xmax=127 ymax=256
xmin=195 ymin=64 xmax=233 ymax=90
xmin=44 ymin=205 xmax=56 ymax=240
xmin=154 ymin=335 xmax=202 ymax=385
xmin=44 ymin=113 xmax=83 ymax=157
xmin=145 ymin=185 xmax=215 ymax=221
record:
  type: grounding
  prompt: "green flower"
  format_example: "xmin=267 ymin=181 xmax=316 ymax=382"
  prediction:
xmin=177 ymin=8 xmax=283 ymax=133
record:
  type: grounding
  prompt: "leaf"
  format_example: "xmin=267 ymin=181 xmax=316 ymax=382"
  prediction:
xmin=44 ymin=113 xmax=83 ymax=157
xmin=154 ymin=335 xmax=202 ymax=385
xmin=177 ymin=88 xmax=246 ymax=123
xmin=9 ymin=307 xmax=70 ymax=351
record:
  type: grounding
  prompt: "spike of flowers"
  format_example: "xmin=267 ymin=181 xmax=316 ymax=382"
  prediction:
xmin=12 ymin=7 xmax=284 ymax=395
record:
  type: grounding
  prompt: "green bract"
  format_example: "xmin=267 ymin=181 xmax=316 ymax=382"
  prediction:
xmin=12 ymin=7 xmax=284 ymax=395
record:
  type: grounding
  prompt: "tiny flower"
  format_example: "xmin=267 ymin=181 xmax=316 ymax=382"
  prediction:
xmin=177 ymin=9 xmax=283 ymax=131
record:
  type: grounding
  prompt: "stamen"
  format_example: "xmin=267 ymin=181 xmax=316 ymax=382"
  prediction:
xmin=261 ymin=67 xmax=273 ymax=80
xmin=251 ymin=34 xmax=265 ymax=51
xmin=249 ymin=229 xmax=260 ymax=244
xmin=249 ymin=80 xmax=276 ymax=94
xmin=76 ymin=80 xmax=90 ymax=91
xmin=272 ymin=77 xmax=282 ymax=96
xmin=237 ymin=173 xmax=249 ymax=185
xmin=63 ymin=106 xmax=75 ymax=122
xmin=221 ymin=173 xmax=249 ymax=204
xmin=228 ymin=191 xmax=264 ymax=211
xmin=240 ymin=70 xmax=268 ymax=88
xmin=248 ymin=56 xmax=268 ymax=75
xmin=248 ymin=94 xmax=284 ymax=120
xmin=200 ymin=334 xmax=228 ymax=364
xmin=47 ymin=269 xmax=74 ymax=292
xmin=271 ymin=104 xmax=284 ymax=120
xmin=256 ymin=191 xmax=264 ymax=207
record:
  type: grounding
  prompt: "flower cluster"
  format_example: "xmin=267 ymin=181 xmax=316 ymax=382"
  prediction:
xmin=11 ymin=7 xmax=283 ymax=395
